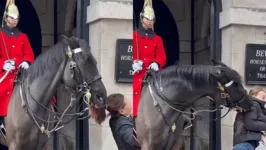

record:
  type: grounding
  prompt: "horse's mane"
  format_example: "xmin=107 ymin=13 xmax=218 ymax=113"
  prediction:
xmin=22 ymin=38 xmax=80 ymax=83
xmin=157 ymin=64 xmax=242 ymax=90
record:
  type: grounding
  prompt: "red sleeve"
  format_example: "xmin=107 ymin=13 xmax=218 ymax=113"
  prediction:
xmin=153 ymin=36 xmax=166 ymax=68
xmin=22 ymin=34 xmax=35 ymax=64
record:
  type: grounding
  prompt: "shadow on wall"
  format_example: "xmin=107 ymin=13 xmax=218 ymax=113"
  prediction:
xmin=0 ymin=0 xmax=42 ymax=59
xmin=133 ymin=0 xmax=180 ymax=68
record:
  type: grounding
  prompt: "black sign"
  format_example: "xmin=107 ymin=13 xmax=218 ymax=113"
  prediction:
xmin=245 ymin=44 xmax=266 ymax=85
xmin=115 ymin=39 xmax=133 ymax=83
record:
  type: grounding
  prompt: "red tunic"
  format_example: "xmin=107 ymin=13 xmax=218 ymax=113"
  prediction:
xmin=0 ymin=26 xmax=34 ymax=116
xmin=133 ymin=27 xmax=166 ymax=116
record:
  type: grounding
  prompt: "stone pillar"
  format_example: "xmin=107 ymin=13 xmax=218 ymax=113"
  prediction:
xmin=87 ymin=1 xmax=132 ymax=150
xmin=220 ymin=0 xmax=266 ymax=149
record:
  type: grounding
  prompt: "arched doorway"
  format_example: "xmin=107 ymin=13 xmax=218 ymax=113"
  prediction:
xmin=133 ymin=0 xmax=179 ymax=68
xmin=0 ymin=0 xmax=42 ymax=59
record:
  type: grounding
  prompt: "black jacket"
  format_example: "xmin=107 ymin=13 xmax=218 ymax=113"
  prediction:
xmin=109 ymin=115 xmax=140 ymax=150
xmin=233 ymin=99 xmax=266 ymax=147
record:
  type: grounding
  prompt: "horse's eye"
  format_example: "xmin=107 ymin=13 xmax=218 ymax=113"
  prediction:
xmin=82 ymin=62 xmax=88 ymax=66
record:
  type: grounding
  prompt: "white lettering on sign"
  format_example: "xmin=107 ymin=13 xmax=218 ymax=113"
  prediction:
xmin=256 ymin=50 xmax=266 ymax=57
xmin=120 ymin=55 xmax=132 ymax=61
xmin=249 ymin=59 xmax=266 ymax=65
xmin=128 ymin=45 xmax=133 ymax=53
xmin=129 ymin=70 xmax=133 ymax=75
xmin=260 ymin=67 xmax=266 ymax=72
xmin=257 ymin=73 xmax=266 ymax=79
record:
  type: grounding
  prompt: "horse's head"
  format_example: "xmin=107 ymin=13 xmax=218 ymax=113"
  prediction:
xmin=61 ymin=36 xmax=107 ymax=124
xmin=210 ymin=59 xmax=253 ymax=111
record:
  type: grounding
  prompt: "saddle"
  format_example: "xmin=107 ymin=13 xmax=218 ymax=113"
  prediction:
xmin=142 ymin=70 xmax=154 ymax=83
xmin=14 ymin=68 xmax=23 ymax=84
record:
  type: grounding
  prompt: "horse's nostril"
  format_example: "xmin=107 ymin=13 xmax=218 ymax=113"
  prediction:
xmin=96 ymin=94 xmax=104 ymax=104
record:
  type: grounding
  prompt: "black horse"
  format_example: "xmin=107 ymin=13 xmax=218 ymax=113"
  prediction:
xmin=135 ymin=59 xmax=253 ymax=150
xmin=0 ymin=37 xmax=107 ymax=150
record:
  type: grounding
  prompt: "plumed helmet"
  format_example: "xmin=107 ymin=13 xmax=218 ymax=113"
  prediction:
xmin=6 ymin=3 xmax=19 ymax=19
xmin=140 ymin=0 xmax=155 ymax=20
xmin=2 ymin=0 xmax=19 ymax=27
xmin=140 ymin=0 xmax=155 ymax=29
xmin=141 ymin=5 xmax=155 ymax=21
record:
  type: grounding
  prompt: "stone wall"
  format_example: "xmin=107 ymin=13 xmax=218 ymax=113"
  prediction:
xmin=87 ymin=1 xmax=132 ymax=149
xmin=220 ymin=0 xmax=266 ymax=150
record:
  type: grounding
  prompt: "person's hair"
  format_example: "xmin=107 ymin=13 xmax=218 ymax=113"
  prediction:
xmin=249 ymin=86 xmax=265 ymax=97
xmin=107 ymin=93 xmax=125 ymax=117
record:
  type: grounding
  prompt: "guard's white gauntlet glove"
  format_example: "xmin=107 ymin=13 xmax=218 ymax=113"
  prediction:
xmin=148 ymin=62 xmax=159 ymax=71
xmin=132 ymin=60 xmax=143 ymax=74
xmin=3 ymin=61 xmax=15 ymax=71
xmin=19 ymin=61 xmax=30 ymax=69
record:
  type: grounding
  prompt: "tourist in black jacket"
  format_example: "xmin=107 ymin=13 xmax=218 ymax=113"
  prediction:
xmin=107 ymin=93 xmax=140 ymax=150
xmin=233 ymin=87 xmax=266 ymax=150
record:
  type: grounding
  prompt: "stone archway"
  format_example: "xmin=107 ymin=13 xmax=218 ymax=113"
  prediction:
xmin=0 ymin=0 xmax=42 ymax=59
xmin=133 ymin=0 xmax=180 ymax=68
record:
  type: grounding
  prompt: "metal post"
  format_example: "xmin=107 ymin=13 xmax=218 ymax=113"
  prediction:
xmin=53 ymin=0 xmax=58 ymax=149
xmin=190 ymin=0 xmax=195 ymax=149
xmin=209 ymin=0 xmax=222 ymax=150
xmin=76 ymin=0 xmax=90 ymax=149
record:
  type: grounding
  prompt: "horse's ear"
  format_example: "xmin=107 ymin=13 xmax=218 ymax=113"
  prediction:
xmin=211 ymin=59 xmax=228 ymax=67
xmin=71 ymin=36 xmax=79 ymax=41
xmin=61 ymin=35 xmax=73 ymax=46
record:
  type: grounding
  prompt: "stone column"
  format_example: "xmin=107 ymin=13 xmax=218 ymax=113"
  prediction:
xmin=220 ymin=0 xmax=266 ymax=149
xmin=87 ymin=1 xmax=132 ymax=150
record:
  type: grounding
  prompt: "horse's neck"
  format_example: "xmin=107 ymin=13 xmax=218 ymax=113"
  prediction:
xmin=27 ymin=61 xmax=66 ymax=109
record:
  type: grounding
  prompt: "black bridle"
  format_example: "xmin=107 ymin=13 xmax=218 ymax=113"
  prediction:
xmin=64 ymin=45 xmax=102 ymax=105
xmin=17 ymin=44 xmax=103 ymax=138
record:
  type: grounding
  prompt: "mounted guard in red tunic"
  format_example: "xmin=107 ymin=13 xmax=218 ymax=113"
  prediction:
xmin=0 ymin=1 xmax=34 ymax=116
xmin=132 ymin=0 xmax=166 ymax=117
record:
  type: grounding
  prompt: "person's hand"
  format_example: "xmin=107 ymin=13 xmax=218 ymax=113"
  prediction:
xmin=132 ymin=60 xmax=143 ymax=73
xmin=3 ymin=61 xmax=15 ymax=71
xmin=148 ymin=62 xmax=159 ymax=71
xmin=19 ymin=61 xmax=29 ymax=69
xmin=5 ymin=60 xmax=15 ymax=66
